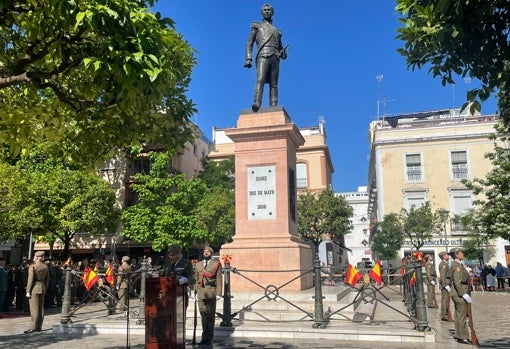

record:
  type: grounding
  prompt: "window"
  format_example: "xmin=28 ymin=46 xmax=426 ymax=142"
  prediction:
xmin=134 ymin=158 xmax=151 ymax=175
xmin=450 ymin=190 xmax=473 ymax=233
xmin=296 ymin=163 xmax=308 ymax=189
xmin=403 ymin=190 xmax=427 ymax=211
xmin=405 ymin=154 xmax=422 ymax=182
xmin=451 ymin=151 xmax=468 ymax=180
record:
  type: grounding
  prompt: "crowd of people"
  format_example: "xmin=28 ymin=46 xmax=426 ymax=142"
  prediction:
xmin=0 ymin=245 xmax=222 ymax=346
xmin=425 ymin=248 xmax=509 ymax=345
xmin=463 ymin=261 xmax=510 ymax=292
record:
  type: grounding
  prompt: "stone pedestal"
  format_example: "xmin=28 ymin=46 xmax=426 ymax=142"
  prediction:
xmin=220 ymin=107 xmax=313 ymax=291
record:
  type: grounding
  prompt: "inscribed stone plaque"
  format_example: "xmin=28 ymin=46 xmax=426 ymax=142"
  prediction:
xmin=247 ymin=165 xmax=276 ymax=220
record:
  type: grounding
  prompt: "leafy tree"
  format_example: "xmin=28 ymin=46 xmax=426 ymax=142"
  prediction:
xmin=463 ymin=123 xmax=510 ymax=242
xmin=0 ymin=0 xmax=195 ymax=167
xmin=198 ymin=157 xmax=235 ymax=190
xmin=55 ymin=169 xmax=120 ymax=256
xmin=396 ymin=1 xmax=510 ymax=243
xmin=400 ymin=202 xmax=443 ymax=251
xmin=121 ymin=151 xmax=209 ymax=251
xmin=0 ymin=162 xmax=120 ymax=257
xmin=371 ymin=213 xmax=404 ymax=260
xmin=297 ymin=190 xmax=353 ymax=248
xmin=196 ymin=157 xmax=236 ymax=247
xmin=396 ymin=0 xmax=510 ymax=115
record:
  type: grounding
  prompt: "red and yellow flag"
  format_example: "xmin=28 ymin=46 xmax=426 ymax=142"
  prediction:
xmin=344 ymin=264 xmax=362 ymax=287
xmin=83 ymin=266 xmax=99 ymax=291
xmin=369 ymin=260 xmax=383 ymax=285
xmin=409 ymin=271 xmax=417 ymax=287
xmin=105 ymin=264 xmax=115 ymax=286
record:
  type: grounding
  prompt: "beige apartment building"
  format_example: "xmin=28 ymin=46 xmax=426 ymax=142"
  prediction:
xmin=209 ymin=118 xmax=333 ymax=193
xmin=29 ymin=126 xmax=212 ymax=262
xmin=367 ymin=109 xmax=509 ymax=267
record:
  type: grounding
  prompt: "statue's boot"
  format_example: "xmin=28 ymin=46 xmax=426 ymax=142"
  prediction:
xmin=252 ymin=84 xmax=263 ymax=112
xmin=270 ymin=88 xmax=278 ymax=107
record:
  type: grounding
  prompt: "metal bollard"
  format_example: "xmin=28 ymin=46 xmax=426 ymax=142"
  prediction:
xmin=219 ymin=259 xmax=233 ymax=327
xmin=137 ymin=259 xmax=147 ymax=324
xmin=60 ymin=267 xmax=72 ymax=324
xmin=413 ymin=261 xmax=429 ymax=331
xmin=312 ymin=256 xmax=326 ymax=328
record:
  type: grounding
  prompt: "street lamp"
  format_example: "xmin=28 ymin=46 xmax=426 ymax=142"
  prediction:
xmin=438 ymin=209 xmax=450 ymax=252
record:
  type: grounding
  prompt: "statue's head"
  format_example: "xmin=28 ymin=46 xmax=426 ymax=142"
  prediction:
xmin=261 ymin=4 xmax=274 ymax=19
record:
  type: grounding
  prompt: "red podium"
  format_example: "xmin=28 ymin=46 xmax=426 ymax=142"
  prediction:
xmin=145 ymin=277 xmax=185 ymax=349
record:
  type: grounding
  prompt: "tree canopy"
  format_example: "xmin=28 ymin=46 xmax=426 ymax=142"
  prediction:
xmin=371 ymin=213 xmax=404 ymax=260
xmin=297 ymin=190 xmax=353 ymax=246
xmin=0 ymin=161 xmax=120 ymax=257
xmin=0 ymin=0 xmax=195 ymax=167
xmin=400 ymin=202 xmax=443 ymax=251
xmin=396 ymin=0 xmax=510 ymax=115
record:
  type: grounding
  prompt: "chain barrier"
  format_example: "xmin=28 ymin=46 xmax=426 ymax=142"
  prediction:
xmin=218 ymin=255 xmax=430 ymax=332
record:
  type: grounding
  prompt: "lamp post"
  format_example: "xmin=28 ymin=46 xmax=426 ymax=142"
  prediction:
xmin=439 ymin=209 xmax=450 ymax=253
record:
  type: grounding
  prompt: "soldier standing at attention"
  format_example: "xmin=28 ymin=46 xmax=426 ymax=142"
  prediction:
xmin=438 ymin=250 xmax=452 ymax=321
xmin=244 ymin=3 xmax=287 ymax=112
xmin=24 ymin=251 xmax=49 ymax=334
xmin=450 ymin=248 xmax=472 ymax=344
xmin=194 ymin=246 xmax=222 ymax=346
xmin=424 ymin=254 xmax=437 ymax=308
xmin=116 ymin=255 xmax=132 ymax=315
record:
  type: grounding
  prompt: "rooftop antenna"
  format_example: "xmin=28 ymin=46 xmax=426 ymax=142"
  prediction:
xmin=318 ymin=116 xmax=325 ymax=134
xmin=376 ymin=74 xmax=384 ymax=119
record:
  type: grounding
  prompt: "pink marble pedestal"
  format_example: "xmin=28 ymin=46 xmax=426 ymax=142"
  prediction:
xmin=220 ymin=107 xmax=313 ymax=291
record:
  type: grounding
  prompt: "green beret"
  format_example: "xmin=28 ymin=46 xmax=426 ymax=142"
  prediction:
xmin=204 ymin=246 xmax=214 ymax=254
xmin=34 ymin=251 xmax=44 ymax=258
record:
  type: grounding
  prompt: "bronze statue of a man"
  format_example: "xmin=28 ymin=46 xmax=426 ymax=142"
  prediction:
xmin=244 ymin=4 xmax=287 ymax=112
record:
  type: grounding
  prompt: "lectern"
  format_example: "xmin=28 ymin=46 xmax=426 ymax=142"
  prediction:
xmin=145 ymin=277 xmax=185 ymax=349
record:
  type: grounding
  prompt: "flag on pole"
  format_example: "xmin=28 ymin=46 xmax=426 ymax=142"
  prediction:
xmin=83 ymin=266 xmax=99 ymax=291
xmin=344 ymin=264 xmax=362 ymax=287
xmin=105 ymin=264 xmax=115 ymax=286
xmin=409 ymin=271 xmax=417 ymax=287
xmin=369 ymin=260 xmax=383 ymax=284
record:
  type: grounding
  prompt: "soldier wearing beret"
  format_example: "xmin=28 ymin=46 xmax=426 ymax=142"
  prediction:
xmin=450 ymin=248 xmax=472 ymax=344
xmin=194 ymin=246 xmax=222 ymax=346
xmin=438 ymin=250 xmax=452 ymax=321
xmin=424 ymin=254 xmax=437 ymax=308
xmin=24 ymin=251 xmax=49 ymax=334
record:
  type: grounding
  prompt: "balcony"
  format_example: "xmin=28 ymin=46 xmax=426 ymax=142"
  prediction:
xmin=452 ymin=164 xmax=468 ymax=180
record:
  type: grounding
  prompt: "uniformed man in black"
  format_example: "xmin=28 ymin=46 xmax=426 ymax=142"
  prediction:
xmin=162 ymin=245 xmax=194 ymax=308
xmin=244 ymin=3 xmax=287 ymax=112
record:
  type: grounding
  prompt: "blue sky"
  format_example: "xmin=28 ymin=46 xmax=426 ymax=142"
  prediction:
xmin=153 ymin=1 xmax=498 ymax=192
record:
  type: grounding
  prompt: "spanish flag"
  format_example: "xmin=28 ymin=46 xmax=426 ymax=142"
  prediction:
xmin=83 ymin=266 xmax=99 ymax=291
xmin=369 ymin=260 xmax=383 ymax=285
xmin=409 ymin=271 xmax=417 ymax=287
xmin=105 ymin=264 xmax=115 ymax=286
xmin=344 ymin=264 xmax=362 ymax=287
